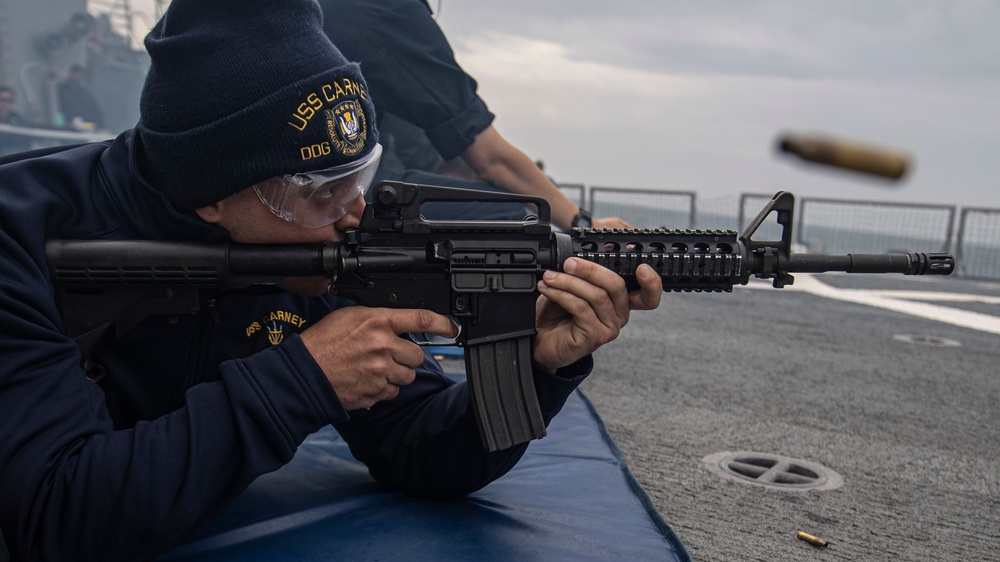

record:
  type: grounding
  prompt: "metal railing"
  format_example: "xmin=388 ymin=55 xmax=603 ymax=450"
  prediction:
xmin=797 ymin=197 xmax=955 ymax=255
xmin=589 ymin=187 xmax=696 ymax=229
xmin=556 ymin=183 xmax=585 ymax=207
xmin=956 ymin=208 xmax=1000 ymax=280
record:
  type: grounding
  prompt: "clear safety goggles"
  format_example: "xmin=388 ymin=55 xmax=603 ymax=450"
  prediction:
xmin=254 ymin=143 xmax=382 ymax=227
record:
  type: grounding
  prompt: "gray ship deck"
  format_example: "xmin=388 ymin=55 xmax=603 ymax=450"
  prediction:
xmin=582 ymin=272 xmax=999 ymax=561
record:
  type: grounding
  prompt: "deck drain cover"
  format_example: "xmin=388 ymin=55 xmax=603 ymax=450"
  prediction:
xmin=702 ymin=452 xmax=843 ymax=491
xmin=893 ymin=334 xmax=961 ymax=347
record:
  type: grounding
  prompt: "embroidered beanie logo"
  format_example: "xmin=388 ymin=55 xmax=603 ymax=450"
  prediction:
xmin=328 ymin=100 xmax=368 ymax=156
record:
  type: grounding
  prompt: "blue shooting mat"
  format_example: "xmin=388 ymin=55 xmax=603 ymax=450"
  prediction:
xmin=159 ymin=384 xmax=690 ymax=561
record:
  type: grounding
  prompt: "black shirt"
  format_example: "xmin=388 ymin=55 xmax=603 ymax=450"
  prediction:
xmin=320 ymin=0 xmax=494 ymax=161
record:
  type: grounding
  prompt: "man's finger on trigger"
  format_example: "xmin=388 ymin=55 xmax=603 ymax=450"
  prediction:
xmin=388 ymin=308 xmax=458 ymax=338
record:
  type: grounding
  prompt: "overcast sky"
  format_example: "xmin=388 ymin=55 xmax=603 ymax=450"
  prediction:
xmin=428 ymin=0 xmax=1000 ymax=210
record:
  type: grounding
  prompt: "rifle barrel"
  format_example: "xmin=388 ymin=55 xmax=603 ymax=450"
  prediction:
xmin=786 ymin=252 xmax=954 ymax=275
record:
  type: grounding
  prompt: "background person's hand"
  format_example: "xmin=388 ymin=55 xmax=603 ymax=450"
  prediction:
xmin=591 ymin=216 xmax=634 ymax=229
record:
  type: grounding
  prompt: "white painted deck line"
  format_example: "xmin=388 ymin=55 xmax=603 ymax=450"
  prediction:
xmin=745 ymin=274 xmax=1000 ymax=335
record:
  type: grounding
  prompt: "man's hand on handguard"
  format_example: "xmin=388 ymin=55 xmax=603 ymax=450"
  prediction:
xmin=301 ymin=307 xmax=459 ymax=411
xmin=532 ymin=258 xmax=662 ymax=373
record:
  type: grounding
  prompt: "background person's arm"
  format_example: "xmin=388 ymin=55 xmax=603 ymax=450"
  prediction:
xmin=462 ymin=125 xmax=631 ymax=230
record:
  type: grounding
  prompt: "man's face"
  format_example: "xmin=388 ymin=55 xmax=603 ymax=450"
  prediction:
xmin=196 ymin=186 xmax=366 ymax=296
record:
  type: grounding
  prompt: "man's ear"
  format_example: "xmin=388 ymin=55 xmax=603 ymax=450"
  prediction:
xmin=194 ymin=203 xmax=223 ymax=224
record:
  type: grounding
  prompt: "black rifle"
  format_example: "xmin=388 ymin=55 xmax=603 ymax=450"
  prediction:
xmin=46 ymin=182 xmax=955 ymax=451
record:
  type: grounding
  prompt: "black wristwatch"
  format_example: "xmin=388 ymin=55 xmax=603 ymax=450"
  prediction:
xmin=571 ymin=208 xmax=593 ymax=229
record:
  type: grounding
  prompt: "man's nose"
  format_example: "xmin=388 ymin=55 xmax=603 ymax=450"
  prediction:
xmin=334 ymin=194 xmax=366 ymax=231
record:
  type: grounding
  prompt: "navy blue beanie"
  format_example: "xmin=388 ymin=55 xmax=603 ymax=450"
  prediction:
xmin=136 ymin=0 xmax=378 ymax=211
